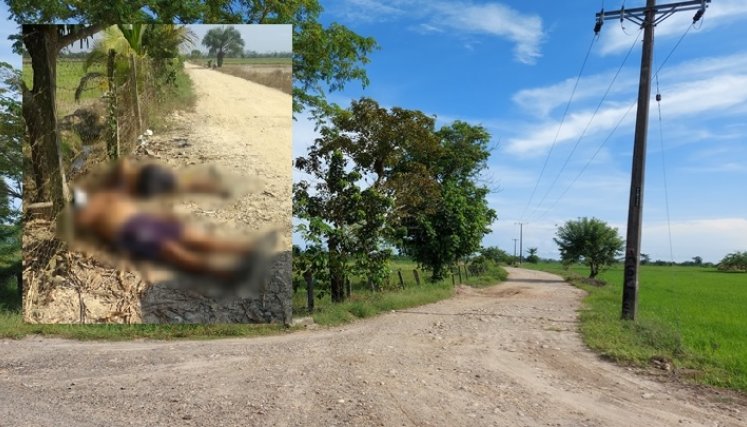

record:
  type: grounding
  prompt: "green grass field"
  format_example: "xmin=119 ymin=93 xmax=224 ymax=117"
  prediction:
xmin=196 ymin=57 xmax=292 ymax=66
xmin=22 ymin=59 xmax=105 ymax=117
xmin=528 ymin=262 xmax=747 ymax=392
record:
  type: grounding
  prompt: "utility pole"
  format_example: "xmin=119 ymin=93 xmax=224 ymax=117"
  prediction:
xmin=515 ymin=223 xmax=525 ymax=265
xmin=595 ymin=0 xmax=709 ymax=321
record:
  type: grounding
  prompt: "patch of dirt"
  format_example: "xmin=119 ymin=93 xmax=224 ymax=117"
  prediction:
xmin=4 ymin=268 xmax=745 ymax=426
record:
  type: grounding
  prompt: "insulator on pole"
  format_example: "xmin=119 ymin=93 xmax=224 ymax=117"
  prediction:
xmin=656 ymin=93 xmax=662 ymax=102
xmin=693 ymin=8 xmax=705 ymax=23
xmin=595 ymin=9 xmax=604 ymax=34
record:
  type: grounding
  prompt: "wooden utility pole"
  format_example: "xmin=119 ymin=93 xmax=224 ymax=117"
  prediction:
xmin=596 ymin=0 xmax=710 ymax=320
xmin=515 ymin=223 xmax=525 ymax=265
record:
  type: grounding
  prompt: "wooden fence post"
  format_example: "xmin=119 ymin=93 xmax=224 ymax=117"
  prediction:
xmin=413 ymin=269 xmax=420 ymax=286
xmin=345 ymin=276 xmax=351 ymax=298
xmin=398 ymin=270 xmax=405 ymax=289
xmin=451 ymin=273 xmax=455 ymax=286
xmin=106 ymin=49 xmax=120 ymax=159
xmin=129 ymin=53 xmax=142 ymax=132
xmin=458 ymin=266 xmax=462 ymax=283
xmin=304 ymin=271 xmax=314 ymax=313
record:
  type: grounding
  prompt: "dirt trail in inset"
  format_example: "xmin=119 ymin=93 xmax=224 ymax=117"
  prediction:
xmin=3 ymin=268 xmax=745 ymax=426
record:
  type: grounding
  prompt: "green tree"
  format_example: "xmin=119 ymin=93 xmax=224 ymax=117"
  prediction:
xmin=201 ymin=26 xmax=244 ymax=67
xmin=526 ymin=247 xmax=539 ymax=264
xmin=480 ymin=246 xmax=512 ymax=264
xmin=717 ymin=251 xmax=747 ymax=272
xmin=692 ymin=256 xmax=703 ymax=266
xmin=0 ymin=62 xmax=23 ymax=303
xmin=294 ymin=149 xmax=365 ymax=302
xmin=554 ymin=217 xmax=624 ymax=278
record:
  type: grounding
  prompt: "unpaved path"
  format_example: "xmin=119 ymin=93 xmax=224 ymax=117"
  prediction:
xmin=3 ymin=268 xmax=745 ymax=426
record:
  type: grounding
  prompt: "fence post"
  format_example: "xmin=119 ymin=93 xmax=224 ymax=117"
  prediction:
xmin=413 ymin=269 xmax=420 ymax=286
xmin=398 ymin=270 xmax=405 ymax=289
xmin=458 ymin=266 xmax=462 ymax=283
xmin=345 ymin=276 xmax=351 ymax=298
xmin=106 ymin=49 xmax=120 ymax=159
xmin=129 ymin=53 xmax=142 ymax=132
xmin=304 ymin=271 xmax=314 ymax=313
xmin=451 ymin=273 xmax=455 ymax=286
xmin=464 ymin=263 xmax=469 ymax=280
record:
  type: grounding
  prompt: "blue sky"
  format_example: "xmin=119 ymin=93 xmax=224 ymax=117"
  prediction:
xmin=293 ymin=0 xmax=747 ymax=263
xmin=2 ymin=1 xmax=745 ymax=263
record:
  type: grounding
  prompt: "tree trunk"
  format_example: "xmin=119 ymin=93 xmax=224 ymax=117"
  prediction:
xmin=22 ymin=25 xmax=68 ymax=212
xmin=217 ymin=50 xmax=225 ymax=67
xmin=589 ymin=263 xmax=598 ymax=279
xmin=327 ymin=236 xmax=345 ymax=303
xmin=303 ymin=270 xmax=314 ymax=313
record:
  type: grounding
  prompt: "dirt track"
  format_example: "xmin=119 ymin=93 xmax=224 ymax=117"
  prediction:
xmin=2 ymin=268 xmax=745 ymax=426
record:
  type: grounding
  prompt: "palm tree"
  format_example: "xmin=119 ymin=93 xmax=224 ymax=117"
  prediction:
xmin=201 ymin=26 xmax=245 ymax=67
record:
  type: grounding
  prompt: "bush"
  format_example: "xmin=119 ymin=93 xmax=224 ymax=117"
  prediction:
xmin=718 ymin=251 xmax=747 ymax=272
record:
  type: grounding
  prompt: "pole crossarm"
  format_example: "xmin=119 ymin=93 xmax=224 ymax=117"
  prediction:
xmin=596 ymin=0 xmax=710 ymax=28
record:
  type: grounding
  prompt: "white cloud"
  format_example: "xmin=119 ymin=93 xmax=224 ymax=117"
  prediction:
xmin=331 ymin=1 xmax=545 ymax=65
xmin=504 ymin=51 xmax=747 ymax=157
xmin=430 ymin=2 xmax=544 ymax=64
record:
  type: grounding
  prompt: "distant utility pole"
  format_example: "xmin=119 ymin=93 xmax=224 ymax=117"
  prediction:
xmin=512 ymin=238 xmax=518 ymax=261
xmin=595 ymin=0 xmax=709 ymax=321
xmin=515 ymin=223 xmax=525 ymax=265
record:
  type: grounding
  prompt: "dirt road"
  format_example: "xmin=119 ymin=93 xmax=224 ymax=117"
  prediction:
xmin=3 ymin=268 xmax=745 ymax=426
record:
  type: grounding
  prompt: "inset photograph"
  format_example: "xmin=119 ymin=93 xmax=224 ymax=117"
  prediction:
xmin=21 ymin=24 xmax=292 ymax=324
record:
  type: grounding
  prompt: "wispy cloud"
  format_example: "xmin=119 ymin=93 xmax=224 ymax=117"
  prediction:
xmin=330 ymin=1 xmax=545 ymax=65
xmin=429 ymin=2 xmax=544 ymax=64
xmin=504 ymin=51 xmax=747 ymax=156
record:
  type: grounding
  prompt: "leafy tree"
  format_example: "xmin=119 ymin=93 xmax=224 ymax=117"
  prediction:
xmin=294 ymin=149 xmax=365 ymax=302
xmin=717 ymin=251 xmax=747 ymax=272
xmin=554 ymin=217 xmax=624 ymax=278
xmin=526 ymin=247 xmax=539 ymax=264
xmin=201 ymin=26 xmax=244 ymax=67
xmin=0 ymin=62 xmax=23 ymax=302
xmin=640 ymin=253 xmax=651 ymax=265
xmin=692 ymin=256 xmax=703 ymax=266
xmin=480 ymin=246 xmax=512 ymax=264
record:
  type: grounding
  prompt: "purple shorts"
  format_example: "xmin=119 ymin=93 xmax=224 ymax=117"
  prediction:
xmin=117 ymin=214 xmax=182 ymax=260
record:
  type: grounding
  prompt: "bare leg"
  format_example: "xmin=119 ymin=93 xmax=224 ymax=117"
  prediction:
xmin=177 ymin=176 xmax=230 ymax=197
xmin=159 ymin=241 xmax=236 ymax=281
xmin=179 ymin=226 xmax=253 ymax=254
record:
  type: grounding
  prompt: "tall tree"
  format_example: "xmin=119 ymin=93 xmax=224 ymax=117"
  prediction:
xmin=399 ymin=121 xmax=497 ymax=280
xmin=554 ymin=217 xmax=624 ymax=278
xmin=0 ymin=62 xmax=23 ymax=300
xmin=201 ymin=26 xmax=244 ymax=67
xmin=294 ymin=149 xmax=364 ymax=302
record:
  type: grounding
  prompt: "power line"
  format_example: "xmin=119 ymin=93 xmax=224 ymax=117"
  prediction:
xmin=532 ymin=13 xmax=700 ymax=224
xmin=528 ymin=28 xmax=642 ymax=222
xmin=519 ymin=35 xmax=598 ymax=221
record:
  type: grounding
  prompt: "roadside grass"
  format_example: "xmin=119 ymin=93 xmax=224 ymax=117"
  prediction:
xmin=527 ymin=262 xmax=747 ymax=393
xmin=293 ymin=258 xmax=508 ymax=326
xmin=1 ymin=259 xmax=507 ymax=340
xmin=199 ymin=57 xmax=292 ymax=66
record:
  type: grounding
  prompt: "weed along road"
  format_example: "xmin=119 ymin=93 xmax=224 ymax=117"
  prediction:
xmin=1 ymin=268 xmax=744 ymax=426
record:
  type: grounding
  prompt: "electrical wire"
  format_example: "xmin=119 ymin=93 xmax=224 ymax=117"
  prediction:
xmin=518 ymin=35 xmax=598 ymax=221
xmin=532 ymin=20 xmax=697 ymax=222
xmin=528 ymin=28 xmax=642 ymax=221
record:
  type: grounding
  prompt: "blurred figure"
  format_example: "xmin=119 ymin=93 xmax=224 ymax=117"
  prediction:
xmin=69 ymin=187 xmax=273 ymax=284
xmin=104 ymin=157 xmax=230 ymax=199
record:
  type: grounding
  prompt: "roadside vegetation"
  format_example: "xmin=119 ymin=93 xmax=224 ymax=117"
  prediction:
xmin=527 ymin=261 xmax=747 ymax=393
xmin=292 ymin=257 xmax=508 ymax=326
